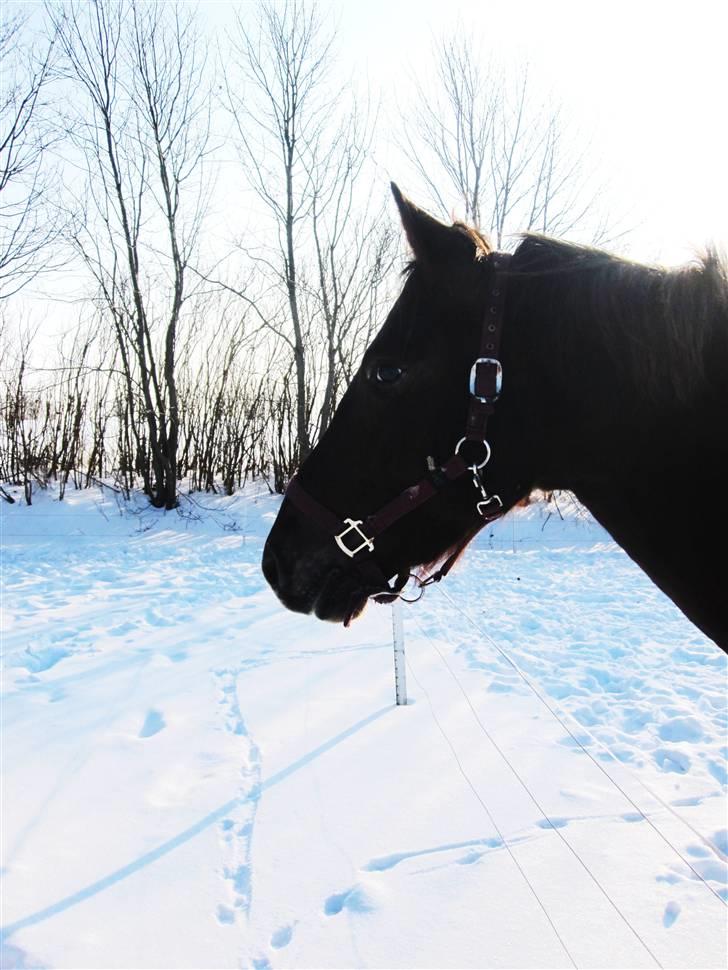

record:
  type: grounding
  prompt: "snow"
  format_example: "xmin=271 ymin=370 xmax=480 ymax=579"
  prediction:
xmin=1 ymin=485 xmax=726 ymax=969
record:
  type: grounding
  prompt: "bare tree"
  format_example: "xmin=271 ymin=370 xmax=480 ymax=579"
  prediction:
xmin=0 ymin=318 xmax=114 ymax=503
xmin=48 ymin=0 xmax=211 ymax=508
xmin=222 ymin=0 xmax=396 ymax=466
xmin=176 ymin=290 xmax=269 ymax=495
xmin=307 ymin=144 xmax=396 ymax=437
xmin=0 ymin=13 xmax=63 ymax=298
xmin=401 ymin=37 xmax=610 ymax=247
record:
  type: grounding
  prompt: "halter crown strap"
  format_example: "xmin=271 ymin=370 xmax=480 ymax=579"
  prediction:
xmin=463 ymin=252 xmax=510 ymax=444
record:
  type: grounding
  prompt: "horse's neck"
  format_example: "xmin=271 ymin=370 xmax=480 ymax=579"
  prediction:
xmin=513 ymin=252 xmax=728 ymax=649
xmin=557 ymin=388 xmax=728 ymax=647
xmin=574 ymin=471 xmax=728 ymax=650
xmin=562 ymin=385 xmax=728 ymax=648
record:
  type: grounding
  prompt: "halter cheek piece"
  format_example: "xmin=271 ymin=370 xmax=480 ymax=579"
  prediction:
xmin=285 ymin=252 xmax=512 ymax=603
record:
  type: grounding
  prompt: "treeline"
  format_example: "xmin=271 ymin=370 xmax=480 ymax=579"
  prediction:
xmin=0 ymin=0 xmax=611 ymax=506
xmin=1 ymin=320 xmax=295 ymax=504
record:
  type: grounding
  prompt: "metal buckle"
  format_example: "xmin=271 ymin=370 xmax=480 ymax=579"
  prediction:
xmin=334 ymin=518 xmax=374 ymax=558
xmin=469 ymin=357 xmax=502 ymax=403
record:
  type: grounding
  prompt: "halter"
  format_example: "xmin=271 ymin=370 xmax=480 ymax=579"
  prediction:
xmin=285 ymin=251 xmax=512 ymax=610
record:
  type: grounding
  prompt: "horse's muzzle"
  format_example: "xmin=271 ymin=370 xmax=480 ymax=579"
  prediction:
xmin=261 ymin=537 xmax=312 ymax=615
xmin=263 ymin=524 xmax=385 ymax=625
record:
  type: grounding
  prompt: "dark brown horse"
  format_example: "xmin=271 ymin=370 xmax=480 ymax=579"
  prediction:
xmin=263 ymin=184 xmax=728 ymax=652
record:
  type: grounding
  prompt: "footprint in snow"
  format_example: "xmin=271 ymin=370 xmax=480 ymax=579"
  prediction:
xmin=216 ymin=904 xmax=235 ymax=925
xmin=658 ymin=716 xmax=703 ymax=743
xmin=324 ymin=886 xmax=373 ymax=916
xmin=144 ymin=609 xmax=174 ymax=627
xmin=223 ymin=863 xmax=251 ymax=910
xmin=19 ymin=644 xmax=70 ymax=673
xmin=663 ymin=901 xmax=681 ymax=928
xmin=109 ymin=621 xmax=137 ymax=637
xmin=706 ymin=759 xmax=728 ymax=785
xmin=712 ymin=829 xmax=728 ymax=855
xmin=537 ymin=816 xmax=569 ymax=830
xmin=219 ymin=818 xmax=234 ymax=843
xmin=686 ymin=844 xmax=711 ymax=858
xmin=270 ymin=924 xmax=294 ymax=949
xmin=653 ymin=748 xmax=691 ymax=774
xmin=656 ymin=872 xmax=681 ymax=886
xmin=138 ymin=709 xmax=166 ymax=738
xmin=457 ymin=850 xmax=484 ymax=865
xmin=49 ymin=627 xmax=77 ymax=642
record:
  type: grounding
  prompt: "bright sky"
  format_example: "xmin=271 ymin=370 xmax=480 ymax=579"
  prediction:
xmin=337 ymin=0 xmax=727 ymax=264
xmin=6 ymin=0 xmax=727 ymax=338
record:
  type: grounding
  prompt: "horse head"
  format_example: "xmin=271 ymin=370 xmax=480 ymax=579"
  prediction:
xmin=262 ymin=184 xmax=535 ymax=624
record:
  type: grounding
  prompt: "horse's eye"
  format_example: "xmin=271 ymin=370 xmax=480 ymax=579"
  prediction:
xmin=375 ymin=364 xmax=404 ymax=384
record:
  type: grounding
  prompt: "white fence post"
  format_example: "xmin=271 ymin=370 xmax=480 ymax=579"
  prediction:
xmin=392 ymin=599 xmax=407 ymax=706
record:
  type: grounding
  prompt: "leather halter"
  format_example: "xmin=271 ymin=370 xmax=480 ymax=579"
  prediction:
xmin=285 ymin=251 xmax=512 ymax=605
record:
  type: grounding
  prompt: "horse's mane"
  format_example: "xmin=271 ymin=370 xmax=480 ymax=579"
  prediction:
xmin=400 ymin=216 xmax=727 ymax=404
xmin=510 ymin=235 xmax=728 ymax=406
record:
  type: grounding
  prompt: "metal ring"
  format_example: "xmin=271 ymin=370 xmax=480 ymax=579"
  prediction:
xmin=455 ymin=436 xmax=491 ymax=469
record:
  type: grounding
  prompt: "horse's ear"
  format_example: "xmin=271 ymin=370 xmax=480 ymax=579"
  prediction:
xmin=390 ymin=182 xmax=471 ymax=264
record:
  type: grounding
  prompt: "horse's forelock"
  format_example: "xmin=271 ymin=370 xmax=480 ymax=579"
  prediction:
xmin=452 ymin=222 xmax=493 ymax=260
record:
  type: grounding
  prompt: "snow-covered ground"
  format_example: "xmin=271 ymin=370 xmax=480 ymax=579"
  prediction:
xmin=1 ymin=484 xmax=726 ymax=970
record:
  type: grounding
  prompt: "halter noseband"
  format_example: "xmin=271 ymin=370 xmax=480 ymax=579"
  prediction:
xmin=285 ymin=251 xmax=512 ymax=606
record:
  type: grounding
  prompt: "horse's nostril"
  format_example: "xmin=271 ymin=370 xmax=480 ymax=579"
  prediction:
xmin=262 ymin=542 xmax=280 ymax=592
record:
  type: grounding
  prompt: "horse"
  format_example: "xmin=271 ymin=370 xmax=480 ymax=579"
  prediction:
xmin=262 ymin=183 xmax=728 ymax=652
